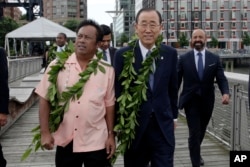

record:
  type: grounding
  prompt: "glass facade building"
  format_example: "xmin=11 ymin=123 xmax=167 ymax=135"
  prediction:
xmin=162 ymin=0 xmax=250 ymax=50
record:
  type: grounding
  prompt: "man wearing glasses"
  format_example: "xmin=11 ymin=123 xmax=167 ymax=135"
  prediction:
xmin=114 ymin=8 xmax=178 ymax=167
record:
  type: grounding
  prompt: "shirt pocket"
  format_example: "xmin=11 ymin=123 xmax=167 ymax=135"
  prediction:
xmin=87 ymin=84 xmax=106 ymax=125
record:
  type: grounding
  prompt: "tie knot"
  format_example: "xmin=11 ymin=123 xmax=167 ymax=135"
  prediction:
xmin=146 ymin=50 xmax=151 ymax=57
xmin=197 ymin=52 xmax=202 ymax=57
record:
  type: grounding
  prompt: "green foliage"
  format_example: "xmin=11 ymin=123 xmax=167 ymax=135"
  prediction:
xmin=22 ymin=41 xmax=110 ymax=161
xmin=242 ymin=32 xmax=250 ymax=46
xmin=20 ymin=14 xmax=27 ymax=20
xmin=111 ymin=35 xmax=163 ymax=164
xmin=178 ymin=33 xmax=189 ymax=48
xmin=210 ymin=36 xmax=219 ymax=48
xmin=63 ymin=19 xmax=80 ymax=32
xmin=0 ymin=17 xmax=19 ymax=47
xmin=120 ymin=33 xmax=129 ymax=45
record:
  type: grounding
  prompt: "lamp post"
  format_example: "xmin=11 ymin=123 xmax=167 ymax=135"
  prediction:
xmin=112 ymin=16 xmax=117 ymax=48
xmin=106 ymin=10 xmax=121 ymax=48
xmin=106 ymin=12 xmax=117 ymax=48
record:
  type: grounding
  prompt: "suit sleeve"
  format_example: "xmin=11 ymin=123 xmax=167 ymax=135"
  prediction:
xmin=0 ymin=48 xmax=10 ymax=114
xmin=177 ymin=55 xmax=183 ymax=90
xmin=113 ymin=48 xmax=126 ymax=112
xmin=169 ymin=49 xmax=179 ymax=119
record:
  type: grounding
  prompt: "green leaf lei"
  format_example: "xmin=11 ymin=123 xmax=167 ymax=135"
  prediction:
xmin=111 ymin=35 xmax=163 ymax=164
xmin=22 ymin=41 xmax=110 ymax=161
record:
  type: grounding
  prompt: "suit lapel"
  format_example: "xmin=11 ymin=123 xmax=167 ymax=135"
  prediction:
xmin=203 ymin=50 xmax=212 ymax=74
xmin=153 ymin=47 xmax=164 ymax=92
xmin=134 ymin=43 xmax=143 ymax=74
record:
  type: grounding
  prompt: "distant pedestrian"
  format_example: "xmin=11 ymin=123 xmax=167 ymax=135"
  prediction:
xmin=177 ymin=29 xmax=230 ymax=167
xmin=45 ymin=32 xmax=68 ymax=69
xmin=0 ymin=47 xmax=9 ymax=167
xmin=99 ymin=24 xmax=117 ymax=65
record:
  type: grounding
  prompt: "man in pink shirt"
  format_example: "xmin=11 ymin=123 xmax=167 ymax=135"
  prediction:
xmin=35 ymin=19 xmax=116 ymax=167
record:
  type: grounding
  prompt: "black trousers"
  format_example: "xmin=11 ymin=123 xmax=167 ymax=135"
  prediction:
xmin=184 ymin=95 xmax=214 ymax=167
xmin=0 ymin=143 xmax=6 ymax=167
xmin=124 ymin=114 xmax=175 ymax=167
xmin=55 ymin=141 xmax=111 ymax=167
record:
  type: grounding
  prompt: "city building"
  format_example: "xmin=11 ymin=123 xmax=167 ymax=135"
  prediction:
xmin=161 ymin=0 xmax=250 ymax=50
xmin=2 ymin=6 xmax=22 ymax=21
xmin=0 ymin=0 xmax=22 ymax=21
xmin=114 ymin=0 xmax=135 ymax=46
xmin=43 ymin=0 xmax=87 ymax=24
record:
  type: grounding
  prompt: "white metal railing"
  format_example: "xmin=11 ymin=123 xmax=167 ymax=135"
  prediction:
xmin=8 ymin=57 xmax=43 ymax=83
xmin=179 ymin=72 xmax=249 ymax=150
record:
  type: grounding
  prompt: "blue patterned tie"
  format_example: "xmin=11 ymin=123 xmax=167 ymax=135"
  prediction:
xmin=197 ymin=52 xmax=203 ymax=80
xmin=102 ymin=50 xmax=107 ymax=61
xmin=146 ymin=50 xmax=154 ymax=90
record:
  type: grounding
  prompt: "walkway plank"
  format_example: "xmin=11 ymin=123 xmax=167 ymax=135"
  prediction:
xmin=1 ymin=102 xmax=230 ymax=167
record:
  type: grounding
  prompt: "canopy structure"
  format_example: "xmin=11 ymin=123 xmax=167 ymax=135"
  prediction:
xmin=5 ymin=17 xmax=76 ymax=56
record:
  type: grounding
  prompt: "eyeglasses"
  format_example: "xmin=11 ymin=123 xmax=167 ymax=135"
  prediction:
xmin=138 ymin=23 xmax=160 ymax=29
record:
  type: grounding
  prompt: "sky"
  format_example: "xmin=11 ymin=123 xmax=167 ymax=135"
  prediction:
xmin=87 ymin=0 xmax=115 ymax=25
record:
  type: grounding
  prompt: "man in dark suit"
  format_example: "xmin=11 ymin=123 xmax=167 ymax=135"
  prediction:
xmin=45 ymin=32 xmax=68 ymax=69
xmin=177 ymin=29 xmax=230 ymax=167
xmin=0 ymin=47 xmax=9 ymax=167
xmin=99 ymin=24 xmax=117 ymax=65
xmin=114 ymin=8 xmax=178 ymax=167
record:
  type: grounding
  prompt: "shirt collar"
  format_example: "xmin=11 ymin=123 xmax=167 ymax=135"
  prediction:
xmin=139 ymin=40 xmax=156 ymax=57
xmin=65 ymin=53 xmax=98 ymax=64
xmin=194 ymin=49 xmax=205 ymax=56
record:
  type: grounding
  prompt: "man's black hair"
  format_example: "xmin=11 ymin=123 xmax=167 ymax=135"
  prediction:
xmin=100 ymin=24 xmax=112 ymax=36
xmin=135 ymin=8 xmax=162 ymax=24
xmin=76 ymin=19 xmax=103 ymax=42
xmin=58 ymin=32 xmax=67 ymax=39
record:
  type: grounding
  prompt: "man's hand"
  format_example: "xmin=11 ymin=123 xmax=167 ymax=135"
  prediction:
xmin=0 ymin=113 xmax=8 ymax=127
xmin=222 ymin=94 xmax=230 ymax=105
xmin=41 ymin=132 xmax=54 ymax=150
xmin=105 ymin=133 xmax=116 ymax=159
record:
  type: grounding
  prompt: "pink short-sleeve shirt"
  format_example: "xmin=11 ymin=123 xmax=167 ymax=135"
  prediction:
xmin=35 ymin=53 xmax=115 ymax=152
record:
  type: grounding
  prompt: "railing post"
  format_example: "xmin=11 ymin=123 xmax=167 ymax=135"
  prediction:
xmin=231 ymin=83 xmax=241 ymax=150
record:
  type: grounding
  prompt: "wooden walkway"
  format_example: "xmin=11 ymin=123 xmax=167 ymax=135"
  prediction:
xmin=0 ymin=71 xmax=230 ymax=167
xmin=0 ymin=101 xmax=230 ymax=167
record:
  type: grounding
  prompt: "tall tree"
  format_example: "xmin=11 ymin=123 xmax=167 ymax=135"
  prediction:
xmin=120 ymin=33 xmax=129 ymax=46
xmin=242 ymin=32 xmax=250 ymax=46
xmin=0 ymin=17 xmax=19 ymax=47
xmin=210 ymin=36 xmax=219 ymax=48
xmin=178 ymin=33 xmax=189 ymax=48
xmin=63 ymin=19 xmax=80 ymax=32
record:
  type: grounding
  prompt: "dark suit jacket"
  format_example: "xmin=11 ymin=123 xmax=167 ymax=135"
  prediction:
xmin=109 ymin=47 xmax=117 ymax=66
xmin=114 ymin=42 xmax=178 ymax=149
xmin=178 ymin=50 xmax=229 ymax=109
xmin=0 ymin=47 xmax=9 ymax=114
